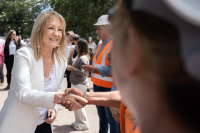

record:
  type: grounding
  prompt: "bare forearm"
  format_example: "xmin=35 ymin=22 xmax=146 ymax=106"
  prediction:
xmin=86 ymin=91 xmax=121 ymax=108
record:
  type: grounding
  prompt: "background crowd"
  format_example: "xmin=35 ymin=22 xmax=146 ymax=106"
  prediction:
xmin=1 ymin=1 xmax=200 ymax=133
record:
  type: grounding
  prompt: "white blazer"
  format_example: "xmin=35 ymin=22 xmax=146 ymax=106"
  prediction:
xmin=0 ymin=46 xmax=67 ymax=133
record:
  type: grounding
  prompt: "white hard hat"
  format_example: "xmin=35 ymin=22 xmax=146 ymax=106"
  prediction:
xmin=94 ymin=15 xmax=110 ymax=25
xmin=164 ymin=0 xmax=200 ymax=28
xmin=123 ymin=0 xmax=200 ymax=81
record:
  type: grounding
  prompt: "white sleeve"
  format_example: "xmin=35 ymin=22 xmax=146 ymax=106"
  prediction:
xmin=55 ymin=82 xmax=62 ymax=113
xmin=13 ymin=49 xmax=56 ymax=109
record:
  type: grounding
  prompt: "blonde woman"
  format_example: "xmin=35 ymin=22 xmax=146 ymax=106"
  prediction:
xmin=0 ymin=11 xmax=87 ymax=133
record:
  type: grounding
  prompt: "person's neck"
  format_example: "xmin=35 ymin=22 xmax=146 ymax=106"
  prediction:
xmin=152 ymin=108 xmax=192 ymax=133
xmin=128 ymin=71 xmax=192 ymax=133
xmin=102 ymin=35 xmax=111 ymax=43
xmin=41 ymin=46 xmax=53 ymax=60
xmin=138 ymin=75 xmax=192 ymax=133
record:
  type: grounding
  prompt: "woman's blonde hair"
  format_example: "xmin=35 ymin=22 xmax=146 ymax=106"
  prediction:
xmin=30 ymin=11 xmax=67 ymax=64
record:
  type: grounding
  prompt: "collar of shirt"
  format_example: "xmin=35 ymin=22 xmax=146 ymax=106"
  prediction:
xmin=102 ymin=36 xmax=113 ymax=46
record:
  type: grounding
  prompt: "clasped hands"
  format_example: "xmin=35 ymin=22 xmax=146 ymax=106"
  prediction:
xmin=45 ymin=88 xmax=86 ymax=124
xmin=55 ymin=87 xmax=86 ymax=111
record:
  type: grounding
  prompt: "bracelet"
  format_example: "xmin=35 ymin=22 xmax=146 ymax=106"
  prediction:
xmin=83 ymin=90 xmax=87 ymax=106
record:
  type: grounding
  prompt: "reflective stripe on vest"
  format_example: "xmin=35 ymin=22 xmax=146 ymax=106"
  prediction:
xmin=92 ymin=73 xmax=114 ymax=82
xmin=91 ymin=39 xmax=113 ymax=88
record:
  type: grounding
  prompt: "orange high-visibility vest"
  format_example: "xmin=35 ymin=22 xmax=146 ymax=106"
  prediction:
xmin=120 ymin=102 xmax=140 ymax=133
xmin=91 ymin=39 xmax=114 ymax=88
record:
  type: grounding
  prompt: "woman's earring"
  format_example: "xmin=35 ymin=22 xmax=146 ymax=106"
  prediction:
xmin=57 ymin=44 xmax=60 ymax=47
xmin=37 ymin=45 xmax=40 ymax=53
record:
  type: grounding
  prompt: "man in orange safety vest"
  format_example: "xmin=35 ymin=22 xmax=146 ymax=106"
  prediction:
xmin=82 ymin=15 xmax=118 ymax=133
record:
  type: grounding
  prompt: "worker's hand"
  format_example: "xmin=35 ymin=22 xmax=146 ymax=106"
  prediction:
xmin=61 ymin=87 xmax=85 ymax=111
xmin=110 ymin=107 xmax=120 ymax=121
xmin=82 ymin=65 xmax=92 ymax=72
xmin=62 ymin=93 xmax=87 ymax=111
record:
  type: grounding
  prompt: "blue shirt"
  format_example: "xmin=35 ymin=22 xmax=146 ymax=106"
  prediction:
xmin=97 ymin=37 xmax=113 ymax=77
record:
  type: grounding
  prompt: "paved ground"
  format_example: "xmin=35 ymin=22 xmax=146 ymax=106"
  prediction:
xmin=0 ymin=64 xmax=109 ymax=133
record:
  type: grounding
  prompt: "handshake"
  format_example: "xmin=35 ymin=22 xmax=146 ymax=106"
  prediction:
xmin=54 ymin=87 xmax=87 ymax=111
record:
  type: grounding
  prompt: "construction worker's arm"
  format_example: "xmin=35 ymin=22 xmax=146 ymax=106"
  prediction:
xmin=62 ymin=88 xmax=121 ymax=110
xmin=82 ymin=51 xmax=112 ymax=76
xmin=82 ymin=65 xmax=100 ymax=73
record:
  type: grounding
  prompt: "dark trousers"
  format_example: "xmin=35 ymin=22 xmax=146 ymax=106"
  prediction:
xmin=93 ymin=84 xmax=118 ymax=133
xmin=35 ymin=122 xmax=52 ymax=133
xmin=117 ymin=122 xmax=121 ymax=133
xmin=65 ymin=70 xmax=71 ymax=88
xmin=5 ymin=55 xmax=14 ymax=84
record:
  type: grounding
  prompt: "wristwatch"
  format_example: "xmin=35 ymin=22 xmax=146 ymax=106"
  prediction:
xmin=91 ymin=67 xmax=94 ymax=74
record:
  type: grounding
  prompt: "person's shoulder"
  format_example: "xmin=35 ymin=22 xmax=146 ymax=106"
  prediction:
xmin=17 ymin=46 xmax=32 ymax=52
xmin=16 ymin=46 xmax=33 ymax=57
xmin=80 ymin=55 xmax=88 ymax=60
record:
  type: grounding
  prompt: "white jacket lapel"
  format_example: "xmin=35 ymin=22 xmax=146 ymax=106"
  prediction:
xmin=36 ymin=57 xmax=44 ymax=91
xmin=54 ymin=54 xmax=59 ymax=90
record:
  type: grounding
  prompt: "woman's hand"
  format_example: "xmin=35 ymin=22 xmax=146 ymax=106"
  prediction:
xmin=67 ymin=65 xmax=76 ymax=71
xmin=43 ymin=109 xmax=56 ymax=124
xmin=62 ymin=87 xmax=85 ymax=111
xmin=62 ymin=93 xmax=87 ymax=111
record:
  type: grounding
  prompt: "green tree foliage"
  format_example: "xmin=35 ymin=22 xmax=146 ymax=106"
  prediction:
xmin=50 ymin=0 xmax=117 ymax=38
xmin=0 ymin=0 xmax=47 ymax=38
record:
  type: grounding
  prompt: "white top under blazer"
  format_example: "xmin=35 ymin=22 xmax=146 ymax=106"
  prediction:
xmin=38 ymin=64 xmax=57 ymax=125
xmin=0 ymin=46 xmax=67 ymax=133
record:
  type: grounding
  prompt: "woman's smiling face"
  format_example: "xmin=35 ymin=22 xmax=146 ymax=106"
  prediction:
xmin=41 ymin=16 xmax=63 ymax=49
